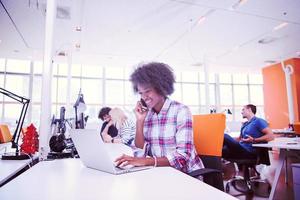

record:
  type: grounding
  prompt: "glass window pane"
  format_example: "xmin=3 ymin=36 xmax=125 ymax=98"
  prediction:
xmin=0 ymin=74 xmax=4 ymax=88
xmin=170 ymin=83 xmax=182 ymax=102
xmin=70 ymin=78 xmax=81 ymax=103
xmin=256 ymin=106 xmax=265 ymax=118
xmin=233 ymin=74 xmax=248 ymax=84
xmin=209 ymin=84 xmax=215 ymax=105
xmin=6 ymin=59 xmax=30 ymax=73
xmin=220 ymin=106 xmax=234 ymax=121
xmin=0 ymin=103 xmax=2 ymax=119
xmin=182 ymin=83 xmax=199 ymax=105
xmin=72 ymin=64 xmax=82 ymax=77
xmin=4 ymin=103 xmax=23 ymax=120
xmin=220 ymin=85 xmax=232 ymax=105
xmin=33 ymin=61 xmax=43 ymax=74
xmin=31 ymin=104 xmax=41 ymax=126
xmin=82 ymin=65 xmax=102 ymax=78
xmin=81 ymin=79 xmax=102 ymax=104
xmin=233 ymin=107 xmax=243 ymax=121
xmin=200 ymin=84 xmax=206 ymax=105
xmin=233 ymin=85 xmax=249 ymax=105
xmin=250 ymin=85 xmax=264 ymax=105
xmin=5 ymin=75 xmax=29 ymax=97
xmin=219 ymin=73 xmax=232 ymax=83
xmin=32 ymin=76 xmax=42 ymax=102
xmin=105 ymin=67 xmax=124 ymax=79
xmin=105 ymin=80 xmax=124 ymax=104
xmin=189 ymin=106 xmax=200 ymax=115
xmin=52 ymin=77 xmax=68 ymax=103
xmin=124 ymin=81 xmax=138 ymax=105
xmin=209 ymin=73 xmax=215 ymax=83
xmin=182 ymin=71 xmax=198 ymax=82
xmin=57 ymin=78 xmax=68 ymax=103
xmin=199 ymin=72 xmax=205 ymax=83
xmin=52 ymin=64 xmax=58 ymax=75
xmin=249 ymin=74 xmax=263 ymax=84
xmin=0 ymin=58 xmax=5 ymax=71
xmin=57 ymin=64 xmax=68 ymax=76
xmin=174 ymin=71 xmax=181 ymax=82
xmin=124 ymin=67 xmax=134 ymax=80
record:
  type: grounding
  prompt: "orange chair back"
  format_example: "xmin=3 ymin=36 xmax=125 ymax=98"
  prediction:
xmin=294 ymin=122 xmax=300 ymax=135
xmin=0 ymin=124 xmax=13 ymax=143
xmin=193 ymin=114 xmax=226 ymax=157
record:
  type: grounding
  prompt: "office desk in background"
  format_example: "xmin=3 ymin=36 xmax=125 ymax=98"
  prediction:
xmin=253 ymin=137 xmax=300 ymax=200
xmin=0 ymin=159 xmax=236 ymax=200
xmin=272 ymin=129 xmax=296 ymax=137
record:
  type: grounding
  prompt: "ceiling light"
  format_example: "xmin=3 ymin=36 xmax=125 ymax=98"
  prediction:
xmin=231 ymin=0 xmax=249 ymax=10
xmin=75 ymin=26 xmax=82 ymax=31
xmin=264 ymin=60 xmax=277 ymax=64
xmin=258 ymin=36 xmax=277 ymax=44
xmin=197 ymin=9 xmax=215 ymax=25
xmin=57 ymin=51 xmax=67 ymax=56
xmin=273 ymin=22 xmax=288 ymax=31
xmin=197 ymin=16 xmax=206 ymax=25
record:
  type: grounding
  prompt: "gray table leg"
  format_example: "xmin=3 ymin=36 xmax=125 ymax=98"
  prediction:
xmin=269 ymin=149 xmax=285 ymax=200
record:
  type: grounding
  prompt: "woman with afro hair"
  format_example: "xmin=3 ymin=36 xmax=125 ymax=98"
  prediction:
xmin=115 ymin=62 xmax=204 ymax=173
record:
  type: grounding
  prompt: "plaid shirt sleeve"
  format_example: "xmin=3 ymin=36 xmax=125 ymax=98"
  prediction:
xmin=165 ymin=106 xmax=193 ymax=172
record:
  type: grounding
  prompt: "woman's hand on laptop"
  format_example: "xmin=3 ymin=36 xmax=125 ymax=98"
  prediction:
xmin=115 ymin=154 xmax=146 ymax=167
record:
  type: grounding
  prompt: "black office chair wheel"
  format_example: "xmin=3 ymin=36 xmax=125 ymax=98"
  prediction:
xmin=232 ymin=180 xmax=252 ymax=194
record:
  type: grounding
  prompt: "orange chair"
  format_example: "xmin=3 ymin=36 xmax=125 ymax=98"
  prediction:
xmin=0 ymin=124 xmax=13 ymax=143
xmin=294 ymin=122 xmax=300 ymax=136
xmin=189 ymin=113 xmax=226 ymax=191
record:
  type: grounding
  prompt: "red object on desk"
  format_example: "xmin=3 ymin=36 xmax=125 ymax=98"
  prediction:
xmin=20 ymin=124 xmax=39 ymax=154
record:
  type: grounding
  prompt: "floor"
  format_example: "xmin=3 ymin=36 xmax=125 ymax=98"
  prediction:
xmin=222 ymin=149 xmax=299 ymax=200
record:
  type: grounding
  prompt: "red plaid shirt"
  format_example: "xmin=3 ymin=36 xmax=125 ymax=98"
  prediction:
xmin=143 ymin=98 xmax=203 ymax=173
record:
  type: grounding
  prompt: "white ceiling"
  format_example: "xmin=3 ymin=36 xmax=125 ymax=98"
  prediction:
xmin=0 ymin=0 xmax=300 ymax=73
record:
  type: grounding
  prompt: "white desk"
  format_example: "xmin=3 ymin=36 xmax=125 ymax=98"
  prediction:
xmin=0 ymin=158 xmax=36 ymax=187
xmin=272 ymin=129 xmax=296 ymax=136
xmin=0 ymin=159 xmax=237 ymax=200
xmin=253 ymin=137 xmax=300 ymax=200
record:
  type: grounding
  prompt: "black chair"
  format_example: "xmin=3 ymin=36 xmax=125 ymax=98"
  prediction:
xmin=225 ymin=147 xmax=271 ymax=196
xmin=189 ymin=155 xmax=224 ymax=191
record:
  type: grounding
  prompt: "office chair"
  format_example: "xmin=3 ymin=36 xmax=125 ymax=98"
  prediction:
xmin=0 ymin=124 xmax=12 ymax=143
xmin=188 ymin=114 xmax=226 ymax=191
xmin=225 ymin=146 xmax=271 ymax=197
xmin=294 ymin=122 xmax=300 ymax=135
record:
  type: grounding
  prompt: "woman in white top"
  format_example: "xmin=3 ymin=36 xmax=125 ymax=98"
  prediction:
xmin=101 ymin=107 xmax=135 ymax=146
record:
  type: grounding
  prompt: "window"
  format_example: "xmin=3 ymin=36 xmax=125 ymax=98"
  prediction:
xmin=5 ymin=75 xmax=29 ymax=96
xmin=250 ymin=85 xmax=264 ymax=105
xmin=105 ymin=67 xmax=124 ymax=79
xmin=0 ymin=58 xmax=266 ymax=125
xmin=182 ymin=71 xmax=198 ymax=82
xmin=233 ymin=85 xmax=249 ymax=106
xmin=170 ymin=83 xmax=182 ymax=102
xmin=81 ymin=79 xmax=102 ymax=104
xmin=82 ymin=65 xmax=102 ymax=78
xmin=182 ymin=83 xmax=199 ymax=105
xmin=6 ymin=59 xmax=30 ymax=73
xmin=105 ymin=80 xmax=124 ymax=105
xmin=232 ymin=74 xmax=248 ymax=84
xmin=220 ymin=85 xmax=232 ymax=105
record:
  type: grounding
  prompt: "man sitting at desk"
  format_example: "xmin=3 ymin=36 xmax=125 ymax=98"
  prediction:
xmin=222 ymin=104 xmax=274 ymax=159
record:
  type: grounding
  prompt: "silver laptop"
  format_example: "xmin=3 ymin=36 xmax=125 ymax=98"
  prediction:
xmin=70 ymin=129 xmax=152 ymax=175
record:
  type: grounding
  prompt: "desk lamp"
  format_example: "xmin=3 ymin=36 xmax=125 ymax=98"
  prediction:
xmin=0 ymin=87 xmax=30 ymax=160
